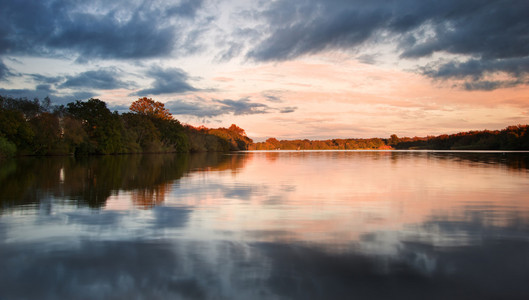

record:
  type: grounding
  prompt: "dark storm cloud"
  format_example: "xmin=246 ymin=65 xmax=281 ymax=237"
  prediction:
xmin=247 ymin=0 xmax=529 ymax=89
xmin=421 ymin=57 xmax=529 ymax=80
xmin=421 ymin=56 xmax=529 ymax=90
xmin=59 ymin=68 xmax=131 ymax=90
xmin=133 ymin=66 xmax=198 ymax=96
xmin=247 ymin=2 xmax=388 ymax=62
xmin=0 ymin=0 xmax=206 ymax=60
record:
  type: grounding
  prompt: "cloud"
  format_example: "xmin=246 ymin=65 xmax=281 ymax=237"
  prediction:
xmin=280 ymin=106 xmax=297 ymax=114
xmin=0 ymin=59 xmax=13 ymax=81
xmin=133 ymin=66 xmax=198 ymax=96
xmin=262 ymin=92 xmax=283 ymax=103
xmin=0 ymin=0 xmax=207 ymax=60
xmin=215 ymin=42 xmax=245 ymax=62
xmin=247 ymin=2 xmax=387 ymax=62
xmin=59 ymin=68 xmax=132 ymax=90
xmin=397 ymin=1 xmax=529 ymax=60
xmin=215 ymin=98 xmax=269 ymax=115
xmin=28 ymin=74 xmax=63 ymax=85
xmin=164 ymin=0 xmax=204 ymax=18
xmin=0 ymin=86 xmax=94 ymax=105
xmin=166 ymin=98 xmax=269 ymax=117
xmin=419 ymin=57 xmax=529 ymax=90
xmin=165 ymin=97 xmax=296 ymax=117
xmin=165 ymin=99 xmax=223 ymax=118
xmin=245 ymin=0 xmax=529 ymax=89
xmin=463 ymin=80 xmax=524 ymax=91
xmin=0 ymin=87 xmax=53 ymax=100
xmin=356 ymin=54 xmax=378 ymax=65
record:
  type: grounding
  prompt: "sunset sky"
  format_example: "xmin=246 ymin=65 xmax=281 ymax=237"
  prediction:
xmin=1 ymin=0 xmax=528 ymax=141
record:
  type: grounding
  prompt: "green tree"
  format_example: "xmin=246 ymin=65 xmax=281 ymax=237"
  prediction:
xmin=122 ymin=113 xmax=161 ymax=152
xmin=150 ymin=117 xmax=189 ymax=152
xmin=0 ymin=137 xmax=16 ymax=158
xmin=0 ymin=108 xmax=34 ymax=153
xmin=29 ymin=112 xmax=62 ymax=155
xmin=66 ymin=98 xmax=124 ymax=154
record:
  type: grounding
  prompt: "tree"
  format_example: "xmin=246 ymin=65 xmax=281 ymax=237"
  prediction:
xmin=122 ymin=113 xmax=160 ymax=152
xmin=129 ymin=97 xmax=172 ymax=120
xmin=389 ymin=134 xmax=400 ymax=146
xmin=228 ymin=124 xmax=246 ymax=136
xmin=29 ymin=112 xmax=61 ymax=155
xmin=0 ymin=108 xmax=34 ymax=152
xmin=66 ymin=98 xmax=124 ymax=154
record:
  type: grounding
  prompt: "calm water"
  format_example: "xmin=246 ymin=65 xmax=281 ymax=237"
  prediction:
xmin=1 ymin=151 xmax=529 ymax=299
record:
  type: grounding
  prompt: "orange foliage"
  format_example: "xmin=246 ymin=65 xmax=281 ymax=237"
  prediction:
xmin=129 ymin=97 xmax=172 ymax=120
xmin=228 ymin=124 xmax=246 ymax=136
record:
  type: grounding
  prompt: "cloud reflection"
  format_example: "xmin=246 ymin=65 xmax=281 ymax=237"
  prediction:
xmin=1 ymin=152 xmax=529 ymax=299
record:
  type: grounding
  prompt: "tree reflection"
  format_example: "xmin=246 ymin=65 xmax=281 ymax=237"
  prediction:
xmin=131 ymin=183 xmax=171 ymax=209
xmin=0 ymin=151 xmax=526 ymax=213
xmin=0 ymin=153 xmax=250 ymax=212
xmin=188 ymin=152 xmax=248 ymax=172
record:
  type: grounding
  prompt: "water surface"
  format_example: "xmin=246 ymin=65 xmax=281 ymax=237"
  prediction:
xmin=1 ymin=151 xmax=529 ymax=299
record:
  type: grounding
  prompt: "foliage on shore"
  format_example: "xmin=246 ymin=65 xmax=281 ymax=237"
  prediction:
xmin=0 ymin=95 xmax=252 ymax=156
xmin=390 ymin=125 xmax=529 ymax=150
xmin=185 ymin=124 xmax=253 ymax=152
xmin=249 ymin=137 xmax=391 ymax=150
xmin=250 ymin=125 xmax=529 ymax=150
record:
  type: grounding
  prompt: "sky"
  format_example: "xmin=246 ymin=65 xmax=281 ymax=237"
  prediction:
xmin=1 ymin=0 xmax=528 ymax=141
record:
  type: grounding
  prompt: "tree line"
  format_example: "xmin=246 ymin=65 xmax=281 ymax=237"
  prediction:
xmin=389 ymin=125 xmax=529 ymax=150
xmin=249 ymin=137 xmax=391 ymax=150
xmin=250 ymin=125 xmax=529 ymax=151
xmin=0 ymin=96 xmax=253 ymax=158
xmin=2 ymin=94 xmax=529 ymax=158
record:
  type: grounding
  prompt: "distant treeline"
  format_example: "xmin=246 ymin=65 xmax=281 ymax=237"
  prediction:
xmin=390 ymin=126 xmax=529 ymax=150
xmin=0 ymin=96 xmax=252 ymax=157
xmin=249 ymin=137 xmax=392 ymax=150
xmin=250 ymin=125 xmax=529 ymax=151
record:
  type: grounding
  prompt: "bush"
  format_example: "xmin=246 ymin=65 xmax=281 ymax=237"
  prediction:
xmin=0 ymin=137 xmax=17 ymax=158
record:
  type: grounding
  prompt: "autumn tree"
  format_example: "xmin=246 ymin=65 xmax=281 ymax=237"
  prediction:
xmin=129 ymin=97 xmax=172 ymax=120
xmin=228 ymin=124 xmax=246 ymax=136
xmin=126 ymin=97 xmax=188 ymax=152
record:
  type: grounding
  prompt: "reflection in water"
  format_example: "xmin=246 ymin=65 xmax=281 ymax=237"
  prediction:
xmin=0 ymin=152 xmax=246 ymax=211
xmin=131 ymin=183 xmax=172 ymax=209
xmin=0 ymin=151 xmax=529 ymax=299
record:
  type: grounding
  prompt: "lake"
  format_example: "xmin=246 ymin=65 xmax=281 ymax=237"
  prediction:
xmin=1 ymin=151 xmax=529 ymax=299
